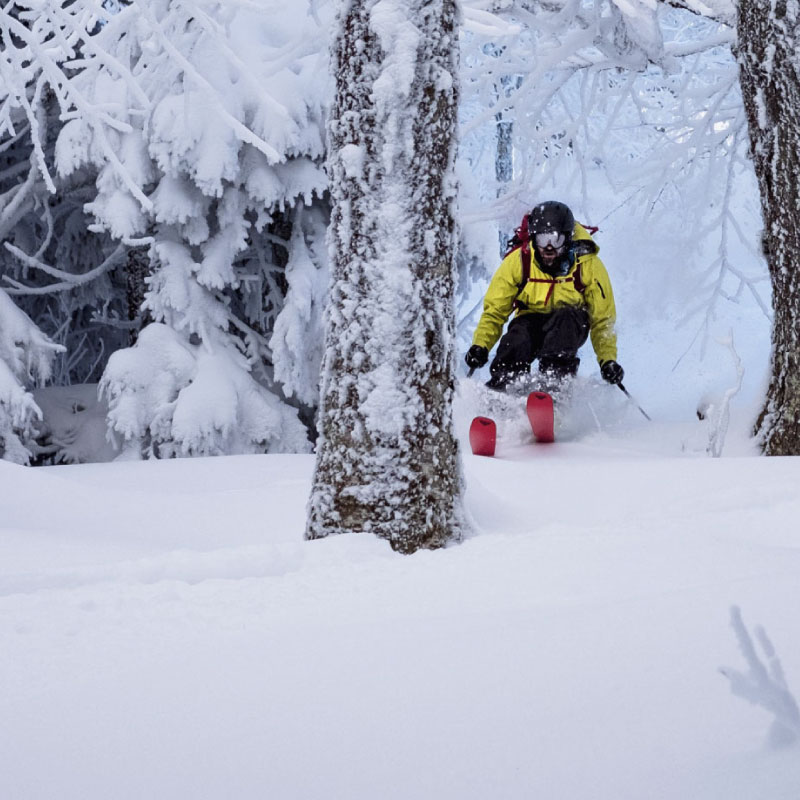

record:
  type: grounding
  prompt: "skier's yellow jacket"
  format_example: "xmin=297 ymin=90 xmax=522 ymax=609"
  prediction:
xmin=472 ymin=223 xmax=618 ymax=364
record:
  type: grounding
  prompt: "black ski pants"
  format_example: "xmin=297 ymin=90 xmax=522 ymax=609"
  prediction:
xmin=489 ymin=306 xmax=590 ymax=386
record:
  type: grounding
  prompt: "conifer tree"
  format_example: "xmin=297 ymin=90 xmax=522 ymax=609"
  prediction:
xmin=306 ymin=0 xmax=465 ymax=554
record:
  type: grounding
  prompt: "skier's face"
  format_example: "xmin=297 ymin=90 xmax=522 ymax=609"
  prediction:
xmin=534 ymin=230 xmax=565 ymax=267
xmin=540 ymin=244 xmax=560 ymax=266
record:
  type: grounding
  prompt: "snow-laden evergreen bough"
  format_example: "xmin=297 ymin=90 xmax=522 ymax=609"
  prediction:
xmin=306 ymin=0 xmax=466 ymax=553
xmin=0 ymin=2 xmax=131 ymax=398
xmin=42 ymin=0 xmax=332 ymax=457
xmin=0 ymin=288 xmax=64 ymax=463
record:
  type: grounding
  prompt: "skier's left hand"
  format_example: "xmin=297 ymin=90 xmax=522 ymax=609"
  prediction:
xmin=601 ymin=360 xmax=624 ymax=385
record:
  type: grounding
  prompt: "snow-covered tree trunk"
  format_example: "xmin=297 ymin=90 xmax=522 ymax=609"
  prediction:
xmin=736 ymin=0 xmax=800 ymax=454
xmin=125 ymin=244 xmax=150 ymax=344
xmin=306 ymin=0 xmax=465 ymax=554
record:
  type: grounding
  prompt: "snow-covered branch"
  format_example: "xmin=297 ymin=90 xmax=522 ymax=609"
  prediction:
xmin=703 ymin=331 xmax=744 ymax=457
xmin=662 ymin=0 xmax=735 ymax=26
xmin=100 ymin=323 xmax=310 ymax=459
xmin=0 ymin=287 xmax=65 ymax=463
xmin=0 ymin=0 xmax=333 ymax=457
xmin=0 ymin=2 xmax=141 ymax=193
xmin=3 ymin=243 xmax=125 ymax=294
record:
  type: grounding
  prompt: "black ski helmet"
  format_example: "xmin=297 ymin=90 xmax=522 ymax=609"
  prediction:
xmin=528 ymin=201 xmax=575 ymax=277
xmin=528 ymin=201 xmax=575 ymax=250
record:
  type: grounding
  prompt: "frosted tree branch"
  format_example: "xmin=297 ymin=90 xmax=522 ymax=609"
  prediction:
xmin=128 ymin=0 xmax=284 ymax=163
xmin=49 ymin=4 xmax=152 ymax=110
xmin=0 ymin=160 xmax=38 ymax=241
xmin=662 ymin=0 xmax=735 ymax=25
xmin=3 ymin=243 xmax=125 ymax=294
xmin=0 ymin=1 xmax=149 ymax=205
xmin=704 ymin=330 xmax=744 ymax=457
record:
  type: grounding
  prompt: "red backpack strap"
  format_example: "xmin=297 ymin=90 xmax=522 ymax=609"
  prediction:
xmin=519 ymin=245 xmax=531 ymax=290
xmin=505 ymin=213 xmax=531 ymax=257
xmin=513 ymin=244 xmax=531 ymax=308
xmin=517 ymin=214 xmax=531 ymax=290
xmin=504 ymin=213 xmax=532 ymax=308
xmin=518 ymin=213 xmax=531 ymax=247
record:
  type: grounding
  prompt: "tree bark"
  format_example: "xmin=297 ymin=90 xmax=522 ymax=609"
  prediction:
xmin=125 ymin=245 xmax=151 ymax=345
xmin=736 ymin=0 xmax=800 ymax=454
xmin=306 ymin=0 xmax=465 ymax=553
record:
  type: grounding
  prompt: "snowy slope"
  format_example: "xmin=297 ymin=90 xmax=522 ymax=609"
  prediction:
xmin=2 ymin=396 xmax=800 ymax=800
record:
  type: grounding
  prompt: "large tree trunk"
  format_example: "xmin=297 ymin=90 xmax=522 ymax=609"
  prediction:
xmin=736 ymin=1 xmax=800 ymax=454
xmin=306 ymin=0 xmax=465 ymax=553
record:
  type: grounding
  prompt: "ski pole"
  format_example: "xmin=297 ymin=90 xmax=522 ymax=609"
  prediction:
xmin=617 ymin=382 xmax=652 ymax=421
xmin=467 ymin=367 xmax=475 ymax=378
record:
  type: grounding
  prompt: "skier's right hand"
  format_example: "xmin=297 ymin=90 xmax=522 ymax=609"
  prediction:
xmin=465 ymin=345 xmax=489 ymax=370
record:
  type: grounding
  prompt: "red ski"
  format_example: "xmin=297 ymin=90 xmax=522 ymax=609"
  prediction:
xmin=469 ymin=391 xmax=554 ymax=456
xmin=526 ymin=391 xmax=554 ymax=443
xmin=469 ymin=416 xmax=496 ymax=456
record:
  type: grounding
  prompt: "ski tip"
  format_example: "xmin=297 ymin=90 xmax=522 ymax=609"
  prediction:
xmin=526 ymin=392 xmax=555 ymax=443
xmin=469 ymin=416 xmax=497 ymax=457
xmin=528 ymin=391 xmax=552 ymax=402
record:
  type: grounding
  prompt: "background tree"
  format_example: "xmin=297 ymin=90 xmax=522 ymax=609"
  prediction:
xmin=1 ymin=0 xmax=331 ymax=462
xmin=79 ymin=0 xmax=324 ymax=457
xmin=735 ymin=0 xmax=800 ymax=455
xmin=306 ymin=0 xmax=465 ymax=554
xmin=0 ymin=1 xmax=124 ymax=458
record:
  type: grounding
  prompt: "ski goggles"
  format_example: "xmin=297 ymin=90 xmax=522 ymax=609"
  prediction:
xmin=534 ymin=231 xmax=566 ymax=251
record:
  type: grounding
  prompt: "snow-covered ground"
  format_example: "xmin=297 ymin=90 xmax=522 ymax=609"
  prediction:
xmin=3 ymin=385 xmax=800 ymax=800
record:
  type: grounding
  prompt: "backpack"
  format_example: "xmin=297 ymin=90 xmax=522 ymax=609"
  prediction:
xmin=505 ymin=212 xmax=599 ymax=305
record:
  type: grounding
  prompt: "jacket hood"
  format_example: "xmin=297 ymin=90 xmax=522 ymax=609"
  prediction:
xmin=573 ymin=223 xmax=599 ymax=255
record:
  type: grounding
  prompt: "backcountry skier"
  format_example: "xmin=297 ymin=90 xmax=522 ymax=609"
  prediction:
xmin=465 ymin=200 xmax=624 ymax=392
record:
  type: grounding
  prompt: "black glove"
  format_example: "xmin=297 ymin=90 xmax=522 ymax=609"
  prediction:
xmin=600 ymin=360 xmax=624 ymax=385
xmin=465 ymin=345 xmax=489 ymax=370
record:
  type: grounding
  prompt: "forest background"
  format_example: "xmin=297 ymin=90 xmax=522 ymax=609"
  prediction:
xmin=0 ymin=0 xmax=769 ymax=466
